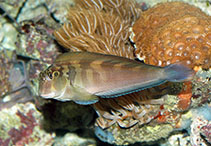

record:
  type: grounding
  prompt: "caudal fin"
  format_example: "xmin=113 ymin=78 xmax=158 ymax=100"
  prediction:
xmin=164 ymin=63 xmax=195 ymax=82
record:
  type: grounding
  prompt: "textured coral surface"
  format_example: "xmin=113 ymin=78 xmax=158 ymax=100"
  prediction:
xmin=0 ymin=103 xmax=55 ymax=146
xmin=54 ymin=0 xmax=142 ymax=59
xmin=0 ymin=0 xmax=211 ymax=146
xmin=132 ymin=2 xmax=211 ymax=69
xmin=52 ymin=1 xmax=211 ymax=145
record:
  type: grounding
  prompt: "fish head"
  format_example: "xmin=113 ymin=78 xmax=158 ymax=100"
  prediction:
xmin=38 ymin=65 xmax=68 ymax=99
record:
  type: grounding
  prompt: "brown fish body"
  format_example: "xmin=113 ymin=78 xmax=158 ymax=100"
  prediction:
xmin=54 ymin=52 xmax=164 ymax=95
xmin=39 ymin=52 xmax=194 ymax=104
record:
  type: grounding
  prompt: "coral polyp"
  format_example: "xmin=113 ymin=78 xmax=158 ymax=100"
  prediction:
xmin=132 ymin=2 xmax=211 ymax=69
xmin=54 ymin=0 xmax=142 ymax=59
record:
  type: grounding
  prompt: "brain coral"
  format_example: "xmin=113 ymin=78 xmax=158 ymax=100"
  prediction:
xmin=131 ymin=2 xmax=211 ymax=69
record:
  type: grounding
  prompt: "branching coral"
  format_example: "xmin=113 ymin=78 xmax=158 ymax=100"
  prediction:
xmin=54 ymin=0 xmax=142 ymax=59
xmin=131 ymin=2 xmax=211 ymax=69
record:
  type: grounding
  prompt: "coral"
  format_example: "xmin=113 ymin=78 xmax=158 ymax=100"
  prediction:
xmin=94 ymin=94 xmax=161 ymax=129
xmin=16 ymin=18 xmax=61 ymax=81
xmin=50 ymin=1 xmax=211 ymax=145
xmin=1 ymin=0 xmax=209 ymax=146
xmin=54 ymin=0 xmax=142 ymax=59
xmin=74 ymin=0 xmax=141 ymax=25
xmin=106 ymin=123 xmax=174 ymax=145
xmin=17 ymin=19 xmax=60 ymax=64
xmin=93 ymin=67 xmax=211 ymax=145
xmin=0 ymin=50 xmax=34 ymax=109
xmin=163 ymin=132 xmax=191 ymax=146
xmin=93 ymin=82 xmax=182 ymax=129
xmin=7 ymin=110 xmax=38 ymax=145
xmin=0 ymin=50 xmax=13 ymax=97
xmin=0 ymin=102 xmax=55 ymax=146
xmin=53 ymin=133 xmax=96 ymax=146
xmin=136 ymin=0 xmax=211 ymax=16
xmin=177 ymin=82 xmax=192 ymax=110
xmin=190 ymin=116 xmax=210 ymax=146
xmin=131 ymin=1 xmax=211 ymax=69
xmin=191 ymin=68 xmax=211 ymax=107
xmin=201 ymin=121 xmax=211 ymax=144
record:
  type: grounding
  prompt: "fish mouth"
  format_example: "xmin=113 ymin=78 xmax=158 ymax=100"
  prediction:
xmin=39 ymin=92 xmax=57 ymax=99
xmin=39 ymin=86 xmax=69 ymax=101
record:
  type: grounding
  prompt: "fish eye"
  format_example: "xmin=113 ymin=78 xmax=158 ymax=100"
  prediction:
xmin=48 ymin=72 xmax=53 ymax=79
xmin=53 ymin=71 xmax=59 ymax=78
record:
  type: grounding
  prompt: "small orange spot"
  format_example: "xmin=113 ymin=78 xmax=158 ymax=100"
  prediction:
xmin=157 ymin=115 xmax=166 ymax=123
xmin=193 ymin=66 xmax=202 ymax=72
xmin=156 ymin=111 xmax=170 ymax=123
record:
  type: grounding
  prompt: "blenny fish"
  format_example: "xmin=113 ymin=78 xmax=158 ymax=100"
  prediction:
xmin=38 ymin=52 xmax=194 ymax=105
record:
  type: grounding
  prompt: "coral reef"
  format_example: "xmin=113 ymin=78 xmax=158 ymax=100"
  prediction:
xmin=15 ymin=17 xmax=62 ymax=97
xmin=0 ymin=0 xmax=211 ymax=146
xmin=51 ymin=0 xmax=211 ymax=145
xmin=54 ymin=0 xmax=142 ymax=59
xmin=162 ymin=132 xmax=191 ymax=146
xmin=16 ymin=19 xmax=60 ymax=65
xmin=94 ymin=92 xmax=162 ymax=129
xmin=201 ymin=121 xmax=211 ymax=144
xmin=93 ymin=68 xmax=211 ymax=145
xmin=190 ymin=115 xmax=210 ymax=146
xmin=0 ymin=1 xmax=97 ymax=146
xmin=131 ymin=2 xmax=211 ymax=69
xmin=136 ymin=0 xmax=211 ymax=16
xmin=0 ymin=102 xmax=55 ymax=146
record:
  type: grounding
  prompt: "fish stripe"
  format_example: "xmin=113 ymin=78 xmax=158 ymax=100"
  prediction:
xmin=39 ymin=52 xmax=194 ymax=105
xmin=67 ymin=65 xmax=76 ymax=86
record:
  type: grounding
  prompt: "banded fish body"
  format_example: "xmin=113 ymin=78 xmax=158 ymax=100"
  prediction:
xmin=38 ymin=52 xmax=194 ymax=105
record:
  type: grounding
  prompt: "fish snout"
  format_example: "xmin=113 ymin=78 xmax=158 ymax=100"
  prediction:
xmin=38 ymin=79 xmax=55 ymax=98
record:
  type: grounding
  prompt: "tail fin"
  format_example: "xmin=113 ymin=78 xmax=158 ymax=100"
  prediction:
xmin=164 ymin=63 xmax=195 ymax=82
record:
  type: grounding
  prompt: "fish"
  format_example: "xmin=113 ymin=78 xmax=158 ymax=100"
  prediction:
xmin=38 ymin=51 xmax=195 ymax=105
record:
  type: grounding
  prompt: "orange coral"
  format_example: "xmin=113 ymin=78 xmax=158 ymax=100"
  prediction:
xmin=54 ymin=0 xmax=142 ymax=59
xmin=132 ymin=2 xmax=211 ymax=69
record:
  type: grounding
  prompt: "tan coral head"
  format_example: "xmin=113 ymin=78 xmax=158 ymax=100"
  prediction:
xmin=131 ymin=1 xmax=211 ymax=69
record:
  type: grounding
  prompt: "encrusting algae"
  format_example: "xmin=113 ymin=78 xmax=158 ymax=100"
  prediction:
xmin=37 ymin=0 xmax=211 ymax=145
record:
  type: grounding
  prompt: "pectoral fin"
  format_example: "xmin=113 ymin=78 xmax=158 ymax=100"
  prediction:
xmin=74 ymin=95 xmax=99 ymax=105
xmin=72 ymin=86 xmax=99 ymax=105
